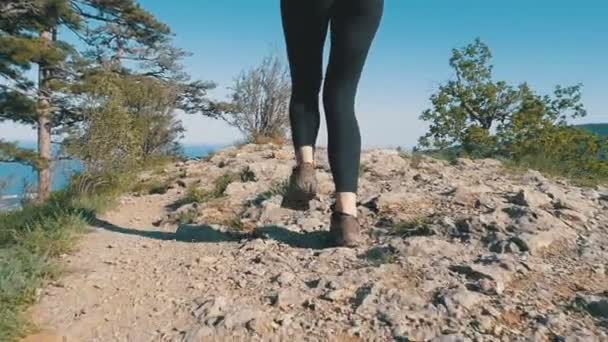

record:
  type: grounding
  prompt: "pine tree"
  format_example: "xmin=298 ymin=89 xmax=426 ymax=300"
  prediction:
xmin=0 ymin=0 xmax=197 ymax=202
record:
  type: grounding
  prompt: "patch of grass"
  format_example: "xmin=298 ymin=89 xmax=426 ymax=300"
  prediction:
xmin=220 ymin=215 xmax=244 ymax=231
xmin=0 ymin=167 xmax=145 ymax=341
xmin=182 ymin=185 xmax=214 ymax=205
xmin=214 ymin=172 xmax=239 ymax=195
xmin=131 ymin=178 xmax=170 ymax=196
xmin=240 ymin=166 xmax=257 ymax=182
xmin=365 ymin=246 xmax=399 ymax=266
xmin=176 ymin=209 xmax=198 ymax=225
xmin=250 ymin=179 xmax=290 ymax=206
xmin=177 ymin=171 xmax=240 ymax=206
xmin=0 ymin=193 xmax=94 ymax=341
xmin=391 ymin=216 xmax=435 ymax=238
xmin=504 ymin=155 xmax=608 ymax=187
xmin=268 ymin=179 xmax=289 ymax=197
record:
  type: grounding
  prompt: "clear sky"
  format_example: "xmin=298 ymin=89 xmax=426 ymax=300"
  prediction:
xmin=2 ymin=0 xmax=607 ymax=148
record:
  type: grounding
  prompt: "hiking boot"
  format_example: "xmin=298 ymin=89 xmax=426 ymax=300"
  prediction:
xmin=329 ymin=211 xmax=361 ymax=247
xmin=281 ymin=162 xmax=318 ymax=210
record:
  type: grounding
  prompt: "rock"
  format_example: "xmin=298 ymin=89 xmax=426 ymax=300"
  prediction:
xmin=371 ymin=191 xmax=434 ymax=214
xmin=556 ymin=209 xmax=588 ymax=224
xmin=450 ymin=264 xmax=511 ymax=295
xmin=273 ymin=289 xmax=306 ymax=308
xmin=193 ymin=297 xmax=228 ymax=324
xmin=224 ymin=181 xmax=259 ymax=200
xmin=474 ymin=316 xmax=494 ymax=334
xmin=274 ymin=272 xmax=296 ymax=287
xmin=449 ymin=289 xmax=485 ymax=311
xmin=432 ymin=334 xmax=469 ymax=342
xmin=368 ymin=153 xmax=409 ymax=178
xmin=436 ymin=287 xmax=484 ymax=316
xmin=575 ymin=294 xmax=608 ymax=318
xmin=182 ymin=326 xmax=214 ymax=342
xmin=407 ymin=326 xmax=439 ymax=341
xmin=259 ymin=204 xmax=292 ymax=224
xmin=297 ymin=217 xmax=324 ymax=231
xmin=510 ymin=225 xmax=576 ymax=255
xmin=511 ymin=189 xmax=551 ymax=208
xmin=522 ymin=169 xmax=547 ymax=184
xmin=221 ymin=308 xmax=261 ymax=329
xmin=246 ymin=318 xmax=271 ymax=335
xmin=449 ymin=185 xmax=493 ymax=207
xmin=392 ymin=237 xmax=461 ymax=258
xmin=322 ymin=288 xmax=355 ymax=302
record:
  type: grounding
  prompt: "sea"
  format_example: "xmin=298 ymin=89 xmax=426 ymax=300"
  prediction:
xmin=0 ymin=143 xmax=223 ymax=212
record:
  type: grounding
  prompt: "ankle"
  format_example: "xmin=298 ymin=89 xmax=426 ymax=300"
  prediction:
xmin=296 ymin=146 xmax=315 ymax=165
xmin=335 ymin=192 xmax=357 ymax=217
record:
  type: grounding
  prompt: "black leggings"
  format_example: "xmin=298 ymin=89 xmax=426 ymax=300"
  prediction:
xmin=280 ymin=0 xmax=384 ymax=193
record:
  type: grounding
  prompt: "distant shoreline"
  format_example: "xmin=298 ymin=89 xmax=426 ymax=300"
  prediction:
xmin=0 ymin=143 xmax=223 ymax=211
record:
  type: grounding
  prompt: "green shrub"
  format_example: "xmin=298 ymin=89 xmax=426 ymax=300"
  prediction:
xmin=0 ymin=193 xmax=91 ymax=341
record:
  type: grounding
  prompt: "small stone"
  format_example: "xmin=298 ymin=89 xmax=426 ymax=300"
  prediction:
xmin=246 ymin=318 xmax=270 ymax=334
xmin=556 ymin=209 xmax=588 ymax=224
xmin=193 ymin=297 xmax=228 ymax=323
xmin=477 ymin=278 xmax=501 ymax=295
xmin=273 ymin=289 xmax=306 ymax=308
xmin=475 ymin=316 xmax=494 ymax=333
xmin=182 ymin=326 xmax=214 ymax=342
xmin=511 ymin=189 xmax=551 ymax=208
xmin=575 ymin=294 xmax=608 ymax=318
xmin=432 ymin=334 xmax=467 ymax=342
xmin=323 ymin=288 xmax=355 ymax=302
xmin=275 ymin=272 xmax=296 ymax=287
xmin=222 ymin=308 xmax=261 ymax=329
xmin=276 ymin=313 xmax=293 ymax=326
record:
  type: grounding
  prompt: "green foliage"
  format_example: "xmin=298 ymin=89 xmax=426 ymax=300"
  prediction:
xmin=462 ymin=125 xmax=498 ymax=158
xmin=176 ymin=209 xmax=198 ymax=225
xmin=239 ymin=166 xmax=257 ymax=182
xmin=1 ymin=0 xmax=216 ymax=201
xmin=0 ymin=140 xmax=46 ymax=169
xmin=418 ymin=39 xmax=586 ymax=153
xmin=65 ymin=72 xmax=144 ymax=175
xmin=418 ymin=38 xmax=605 ymax=185
xmin=131 ymin=178 xmax=170 ymax=196
xmin=180 ymin=171 xmax=240 ymax=205
xmin=391 ymin=217 xmax=435 ymax=238
xmin=183 ymin=185 xmax=213 ymax=204
xmin=0 ymin=190 xmax=94 ymax=341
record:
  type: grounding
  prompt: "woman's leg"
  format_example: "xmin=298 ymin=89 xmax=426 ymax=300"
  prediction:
xmin=323 ymin=0 xmax=384 ymax=216
xmin=280 ymin=0 xmax=334 ymax=164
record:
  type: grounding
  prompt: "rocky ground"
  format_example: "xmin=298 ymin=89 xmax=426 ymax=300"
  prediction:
xmin=29 ymin=143 xmax=608 ymax=341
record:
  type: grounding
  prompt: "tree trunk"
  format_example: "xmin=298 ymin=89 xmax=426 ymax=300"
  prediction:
xmin=36 ymin=29 xmax=53 ymax=203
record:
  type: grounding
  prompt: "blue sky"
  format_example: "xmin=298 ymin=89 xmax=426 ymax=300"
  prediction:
xmin=2 ymin=0 xmax=607 ymax=148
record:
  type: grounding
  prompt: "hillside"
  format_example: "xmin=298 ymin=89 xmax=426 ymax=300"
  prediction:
xmin=577 ymin=123 xmax=608 ymax=137
xmin=29 ymin=143 xmax=608 ymax=341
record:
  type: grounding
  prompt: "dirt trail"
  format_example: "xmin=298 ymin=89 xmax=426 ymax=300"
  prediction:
xmin=28 ymin=144 xmax=608 ymax=341
xmin=31 ymin=192 xmax=237 ymax=341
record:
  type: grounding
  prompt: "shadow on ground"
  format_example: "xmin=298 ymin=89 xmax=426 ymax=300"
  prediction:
xmin=91 ymin=218 xmax=334 ymax=249
xmin=91 ymin=217 xmax=242 ymax=243
xmin=254 ymin=225 xmax=334 ymax=249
